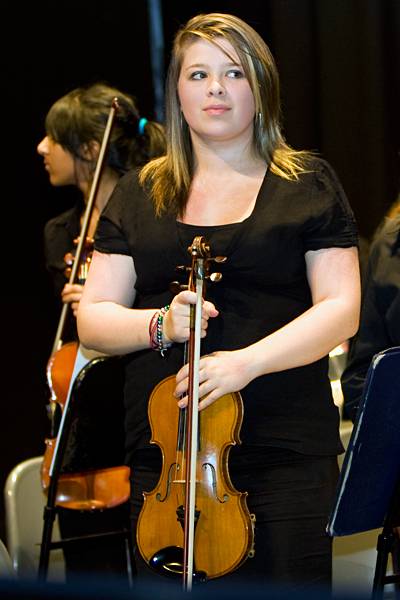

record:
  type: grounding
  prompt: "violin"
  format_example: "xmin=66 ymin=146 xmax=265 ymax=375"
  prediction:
xmin=136 ymin=236 xmax=255 ymax=589
xmin=41 ymin=98 xmax=130 ymax=510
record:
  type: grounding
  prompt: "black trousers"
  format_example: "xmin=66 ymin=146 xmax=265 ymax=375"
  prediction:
xmin=129 ymin=446 xmax=339 ymax=590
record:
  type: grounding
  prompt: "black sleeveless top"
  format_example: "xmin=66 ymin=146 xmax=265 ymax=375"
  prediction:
xmin=95 ymin=158 xmax=358 ymax=461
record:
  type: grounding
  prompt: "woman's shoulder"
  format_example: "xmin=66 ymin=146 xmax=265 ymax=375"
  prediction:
xmin=298 ymin=156 xmax=344 ymax=192
xmin=269 ymin=155 xmax=353 ymax=222
xmin=300 ymin=157 xmax=355 ymax=224
xmin=270 ymin=155 xmax=345 ymax=198
xmin=44 ymin=204 xmax=81 ymax=240
xmin=102 ymin=167 xmax=153 ymax=224
xmin=270 ymin=154 xmax=358 ymax=249
xmin=113 ymin=167 xmax=143 ymax=194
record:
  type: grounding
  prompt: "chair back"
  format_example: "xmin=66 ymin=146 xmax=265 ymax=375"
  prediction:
xmin=0 ymin=538 xmax=14 ymax=578
xmin=4 ymin=456 xmax=65 ymax=580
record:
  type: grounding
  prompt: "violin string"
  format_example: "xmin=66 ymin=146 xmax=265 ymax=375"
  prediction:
xmin=173 ymin=341 xmax=187 ymax=484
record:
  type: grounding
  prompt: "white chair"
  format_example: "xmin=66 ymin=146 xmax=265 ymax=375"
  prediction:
xmin=4 ymin=456 xmax=65 ymax=581
xmin=0 ymin=538 xmax=14 ymax=578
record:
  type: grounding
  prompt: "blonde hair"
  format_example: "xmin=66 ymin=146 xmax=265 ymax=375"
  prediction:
xmin=140 ymin=13 xmax=313 ymax=216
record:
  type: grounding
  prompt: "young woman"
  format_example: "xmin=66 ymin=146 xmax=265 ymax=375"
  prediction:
xmin=78 ymin=15 xmax=360 ymax=589
xmin=38 ymin=82 xmax=165 ymax=581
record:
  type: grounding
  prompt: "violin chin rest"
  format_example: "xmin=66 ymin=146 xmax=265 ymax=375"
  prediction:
xmin=149 ymin=546 xmax=207 ymax=583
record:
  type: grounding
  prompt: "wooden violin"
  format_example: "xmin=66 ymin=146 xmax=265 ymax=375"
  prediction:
xmin=136 ymin=236 xmax=255 ymax=589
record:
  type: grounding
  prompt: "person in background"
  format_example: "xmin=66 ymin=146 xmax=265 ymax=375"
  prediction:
xmin=37 ymin=82 xmax=166 ymax=582
xmin=341 ymin=194 xmax=400 ymax=421
xmin=78 ymin=14 xmax=360 ymax=590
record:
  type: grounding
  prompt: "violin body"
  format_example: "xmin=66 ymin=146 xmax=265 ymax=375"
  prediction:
xmin=41 ymin=340 xmax=78 ymax=498
xmin=136 ymin=375 xmax=255 ymax=579
xmin=41 ymin=441 xmax=130 ymax=510
xmin=46 ymin=341 xmax=79 ymax=411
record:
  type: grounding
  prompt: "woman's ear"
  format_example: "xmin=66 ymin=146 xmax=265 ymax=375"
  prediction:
xmin=80 ymin=140 xmax=100 ymax=161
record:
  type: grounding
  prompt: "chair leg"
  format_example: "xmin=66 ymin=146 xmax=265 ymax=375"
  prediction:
xmin=372 ymin=528 xmax=396 ymax=599
xmin=38 ymin=505 xmax=58 ymax=581
xmin=125 ymin=527 xmax=137 ymax=585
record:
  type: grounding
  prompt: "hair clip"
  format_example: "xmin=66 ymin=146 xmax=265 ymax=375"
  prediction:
xmin=138 ymin=117 xmax=148 ymax=135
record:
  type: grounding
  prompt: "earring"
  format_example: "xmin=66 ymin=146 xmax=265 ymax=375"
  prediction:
xmin=257 ymin=112 xmax=263 ymax=128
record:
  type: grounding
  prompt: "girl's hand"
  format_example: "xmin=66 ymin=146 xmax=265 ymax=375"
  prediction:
xmin=61 ymin=283 xmax=84 ymax=317
xmin=174 ymin=348 xmax=254 ymax=411
xmin=163 ymin=290 xmax=218 ymax=344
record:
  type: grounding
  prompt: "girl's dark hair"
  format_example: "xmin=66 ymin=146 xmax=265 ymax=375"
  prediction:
xmin=45 ymin=82 xmax=165 ymax=174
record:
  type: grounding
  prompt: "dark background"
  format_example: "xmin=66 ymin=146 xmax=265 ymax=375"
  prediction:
xmin=1 ymin=0 xmax=399 ymax=541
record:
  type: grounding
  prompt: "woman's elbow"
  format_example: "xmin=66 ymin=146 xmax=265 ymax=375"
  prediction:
xmin=347 ymin=311 xmax=360 ymax=339
xmin=76 ymin=305 xmax=95 ymax=349
xmin=343 ymin=299 xmax=360 ymax=340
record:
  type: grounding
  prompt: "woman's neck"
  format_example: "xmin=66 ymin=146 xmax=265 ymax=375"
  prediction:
xmin=182 ymin=139 xmax=267 ymax=226
xmin=80 ymin=168 xmax=120 ymax=238
xmin=80 ymin=168 xmax=119 ymax=211
xmin=191 ymin=135 xmax=265 ymax=179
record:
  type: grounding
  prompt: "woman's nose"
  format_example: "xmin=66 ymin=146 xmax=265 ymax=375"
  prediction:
xmin=207 ymin=78 xmax=225 ymax=96
xmin=37 ymin=136 xmax=48 ymax=155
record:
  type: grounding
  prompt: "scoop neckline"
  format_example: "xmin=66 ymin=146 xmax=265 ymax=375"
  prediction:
xmin=176 ymin=167 xmax=270 ymax=230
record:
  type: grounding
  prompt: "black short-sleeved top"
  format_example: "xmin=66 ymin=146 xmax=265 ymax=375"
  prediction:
xmin=95 ymin=158 xmax=358 ymax=461
xmin=44 ymin=205 xmax=82 ymax=298
xmin=44 ymin=204 xmax=82 ymax=342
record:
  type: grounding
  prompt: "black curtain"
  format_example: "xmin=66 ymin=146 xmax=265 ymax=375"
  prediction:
xmin=1 ymin=0 xmax=399 ymax=542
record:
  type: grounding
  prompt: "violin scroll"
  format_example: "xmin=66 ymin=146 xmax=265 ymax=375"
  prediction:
xmin=170 ymin=236 xmax=226 ymax=296
xmin=63 ymin=236 xmax=94 ymax=282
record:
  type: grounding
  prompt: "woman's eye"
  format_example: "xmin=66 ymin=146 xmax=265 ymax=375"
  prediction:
xmin=227 ymin=69 xmax=244 ymax=79
xmin=190 ymin=71 xmax=206 ymax=80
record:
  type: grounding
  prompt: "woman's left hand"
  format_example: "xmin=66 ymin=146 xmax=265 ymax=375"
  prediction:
xmin=61 ymin=283 xmax=84 ymax=317
xmin=174 ymin=348 xmax=254 ymax=411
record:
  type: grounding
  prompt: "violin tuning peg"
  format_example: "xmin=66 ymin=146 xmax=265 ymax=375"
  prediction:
xmin=64 ymin=252 xmax=74 ymax=266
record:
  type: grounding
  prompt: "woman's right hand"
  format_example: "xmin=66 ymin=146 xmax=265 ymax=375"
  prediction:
xmin=61 ymin=283 xmax=84 ymax=317
xmin=163 ymin=290 xmax=219 ymax=344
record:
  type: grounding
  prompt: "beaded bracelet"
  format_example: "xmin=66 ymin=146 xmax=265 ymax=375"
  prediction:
xmin=149 ymin=305 xmax=172 ymax=356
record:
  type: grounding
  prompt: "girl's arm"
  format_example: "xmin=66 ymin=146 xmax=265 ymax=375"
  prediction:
xmin=175 ymin=246 xmax=361 ymax=409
